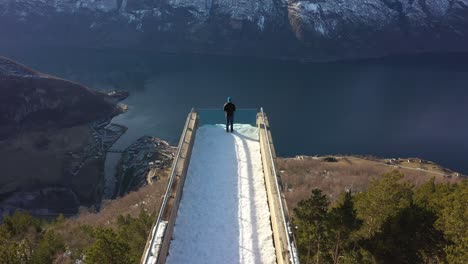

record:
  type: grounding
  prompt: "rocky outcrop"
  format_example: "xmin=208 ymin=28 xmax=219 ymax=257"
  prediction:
xmin=0 ymin=0 xmax=467 ymax=60
xmin=115 ymin=136 xmax=176 ymax=197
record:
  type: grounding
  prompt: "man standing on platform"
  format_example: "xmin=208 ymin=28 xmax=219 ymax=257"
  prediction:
xmin=223 ymin=96 xmax=236 ymax=133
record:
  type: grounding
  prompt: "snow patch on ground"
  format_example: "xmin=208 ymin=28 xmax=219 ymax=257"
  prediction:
xmin=315 ymin=22 xmax=326 ymax=35
xmin=166 ymin=124 xmax=276 ymax=264
xmin=425 ymin=0 xmax=450 ymax=17
xmin=120 ymin=0 xmax=127 ymax=12
xmin=257 ymin=15 xmax=265 ymax=31
xmin=148 ymin=220 xmax=168 ymax=263
xmin=303 ymin=2 xmax=319 ymax=12
xmin=168 ymin=0 xmax=212 ymax=16
xmin=74 ymin=0 xmax=117 ymax=12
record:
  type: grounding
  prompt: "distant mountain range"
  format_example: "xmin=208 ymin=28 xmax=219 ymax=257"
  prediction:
xmin=0 ymin=0 xmax=467 ymax=60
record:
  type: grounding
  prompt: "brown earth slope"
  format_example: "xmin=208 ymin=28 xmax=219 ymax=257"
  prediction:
xmin=0 ymin=57 xmax=126 ymax=218
xmin=278 ymin=155 xmax=463 ymax=210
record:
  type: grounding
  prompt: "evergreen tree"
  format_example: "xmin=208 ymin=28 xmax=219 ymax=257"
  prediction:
xmin=329 ymin=191 xmax=362 ymax=264
xmin=435 ymin=181 xmax=468 ymax=263
xmin=116 ymin=209 xmax=154 ymax=263
xmin=31 ymin=231 xmax=65 ymax=264
xmin=0 ymin=228 xmax=29 ymax=264
xmin=84 ymin=227 xmax=132 ymax=264
xmin=293 ymin=189 xmax=332 ymax=264
xmin=1 ymin=211 xmax=41 ymax=237
xmin=354 ymin=171 xmax=413 ymax=239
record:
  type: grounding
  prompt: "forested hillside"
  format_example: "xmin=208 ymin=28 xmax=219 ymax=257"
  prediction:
xmin=1 ymin=170 xmax=465 ymax=263
xmin=293 ymin=171 xmax=467 ymax=264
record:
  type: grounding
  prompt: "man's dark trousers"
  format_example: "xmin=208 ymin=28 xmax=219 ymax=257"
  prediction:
xmin=226 ymin=115 xmax=234 ymax=132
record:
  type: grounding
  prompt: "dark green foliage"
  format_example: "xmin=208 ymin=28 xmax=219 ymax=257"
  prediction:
xmin=362 ymin=205 xmax=445 ymax=264
xmin=31 ymin=231 xmax=65 ymax=264
xmin=56 ymin=213 xmax=66 ymax=224
xmin=354 ymin=171 xmax=413 ymax=239
xmin=1 ymin=211 xmax=42 ymax=237
xmin=329 ymin=191 xmax=363 ymax=264
xmin=0 ymin=208 xmax=155 ymax=263
xmin=0 ymin=228 xmax=30 ymax=264
xmin=323 ymin=157 xmax=338 ymax=162
xmin=0 ymin=211 xmax=60 ymax=263
xmin=84 ymin=228 xmax=132 ymax=264
xmin=434 ymin=181 xmax=468 ymax=263
xmin=116 ymin=210 xmax=154 ymax=263
xmin=293 ymin=172 xmax=468 ymax=264
xmin=84 ymin=209 xmax=154 ymax=263
xmin=413 ymin=177 xmax=438 ymax=210
xmin=294 ymin=189 xmax=330 ymax=225
xmin=414 ymin=179 xmax=468 ymax=263
xmin=293 ymin=189 xmax=332 ymax=263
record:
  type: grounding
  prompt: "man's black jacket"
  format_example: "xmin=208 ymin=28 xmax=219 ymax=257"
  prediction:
xmin=223 ymin=102 xmax=236 ymax=116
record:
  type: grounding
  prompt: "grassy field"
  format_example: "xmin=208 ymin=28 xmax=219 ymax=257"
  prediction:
xmin=278 ymin=155 xmax=463 ymax=211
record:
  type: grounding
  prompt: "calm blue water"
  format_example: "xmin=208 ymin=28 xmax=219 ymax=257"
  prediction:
xmin=3 ymin=46 xmax=468 ymax=173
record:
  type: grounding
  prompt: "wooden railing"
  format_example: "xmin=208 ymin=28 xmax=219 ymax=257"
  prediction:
xmin=258 ymin=108 xmax=299 ymax=264
xmin=141 ymin=110 xmax=199 ymax=264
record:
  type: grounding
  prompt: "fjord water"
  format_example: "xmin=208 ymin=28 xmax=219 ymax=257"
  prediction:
xmin=4 ymin=47 xmax=468 ymax=174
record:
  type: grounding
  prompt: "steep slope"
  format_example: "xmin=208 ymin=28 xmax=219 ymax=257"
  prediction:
xmin=0 ymin=56 xmax=123 ymax=140
xmin=0 ymin=0 xmax=467 ymax=60
xmin=0 ymin=57 xmax=126 ymax=218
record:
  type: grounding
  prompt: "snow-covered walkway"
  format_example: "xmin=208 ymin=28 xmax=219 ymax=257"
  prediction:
xmin=166 ymin=124 xmax=276 ymax=264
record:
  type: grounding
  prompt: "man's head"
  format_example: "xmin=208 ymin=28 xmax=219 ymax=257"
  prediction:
xmin=227 ymin=96 xmax=232 ymax=103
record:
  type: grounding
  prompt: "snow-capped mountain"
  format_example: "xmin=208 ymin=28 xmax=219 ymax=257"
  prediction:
xmin=1 ymin=0 xmax=467 ymax=60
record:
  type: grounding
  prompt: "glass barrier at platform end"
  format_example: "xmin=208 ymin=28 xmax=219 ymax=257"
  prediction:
xmin=195 ymin=108 xmax=258 ymax=126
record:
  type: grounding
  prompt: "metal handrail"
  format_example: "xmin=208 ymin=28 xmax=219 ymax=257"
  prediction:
xmin=259 ymin=107 xmax=298 ymax=264
xmin=142 ymin=108 xmax=195 ymax=264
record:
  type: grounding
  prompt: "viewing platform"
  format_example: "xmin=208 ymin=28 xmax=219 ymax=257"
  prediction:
xmin=141 ymin=108 xmax=298 ymax=264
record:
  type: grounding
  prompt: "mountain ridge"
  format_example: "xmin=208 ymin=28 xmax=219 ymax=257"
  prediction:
xmin=1 ymin=0 xmax=467 ymax=60
xmin=0 ymin=56 xmax=124 ymax=140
